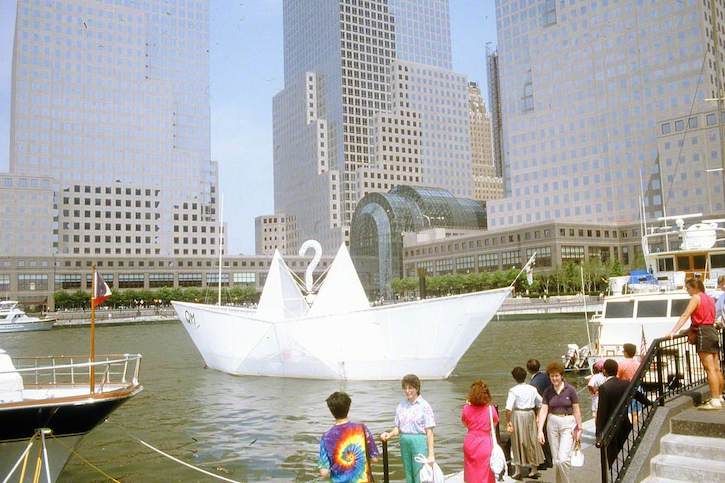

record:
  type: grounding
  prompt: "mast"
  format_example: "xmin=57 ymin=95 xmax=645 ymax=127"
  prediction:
xmin=89 ymin=264 xmax=96 ymax=394
xmin=217 ymin=193 xmax=223 ymax=306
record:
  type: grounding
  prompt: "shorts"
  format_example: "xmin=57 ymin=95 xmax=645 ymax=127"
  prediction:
xmin=695 ymin=325 xmax=720 ymax=354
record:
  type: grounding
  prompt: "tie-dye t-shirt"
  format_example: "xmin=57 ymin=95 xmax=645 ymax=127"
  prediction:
xmin=318 ymin=422 xmax=380 ymax=482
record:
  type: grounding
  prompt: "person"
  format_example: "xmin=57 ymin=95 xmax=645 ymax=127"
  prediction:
xmin=587 ymin=360 xmax=607 ymax=418
xmin=667 ymin=278 xmax=725 ymax=410
xmin=318 ymin=392 xmax=379 ymax=482
xmin=595 ymin=359 xmax=632 ymax=467
xmin=527 ymin=359 xmax=552 ymax=469
xmin=536 ymin=361 xmax=582 ymax=483
xmin=505 ymin=367 xmax=544 ymax=480
xmin=461 ymin=380 xmax=498 ymax=483
xmin=616 ymin=343 xmax=640 ymax=382
xmin=380 ymin=374 xmax=436 ymax=483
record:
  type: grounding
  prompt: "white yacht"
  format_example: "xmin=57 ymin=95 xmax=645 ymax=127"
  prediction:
xmin=0 ymin=301 xmax=55 ymax=333
xmin=584 ymin=216 xmax=725 ymax=366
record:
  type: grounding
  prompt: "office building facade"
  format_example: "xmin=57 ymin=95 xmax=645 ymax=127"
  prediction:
xmin=255 ymin=214 xmax=299 ymax=256
xmin=9 ymin=0 xmax=222 ymax=257
xmin=488 ymin=0 xmax=724 ymax=229
xmin=468 ymin=81 xmax=503 ymax=201
xmin=273 ymin=0 xmax=472 ymax=252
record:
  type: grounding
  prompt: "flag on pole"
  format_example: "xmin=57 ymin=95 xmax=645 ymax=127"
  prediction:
xmin=93 ymin=271 xmax=112 ymax=306
xmin=524 ymin=252 xmax=536 ymax=286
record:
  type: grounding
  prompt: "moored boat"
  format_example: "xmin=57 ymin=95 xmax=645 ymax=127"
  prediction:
xmin=0 ymin=351 xmax=143 ymax=482
xmin=172 ymin=243 xmax=515 ymax=380
xmin=0 ymin=301 xmax=55 ymax=333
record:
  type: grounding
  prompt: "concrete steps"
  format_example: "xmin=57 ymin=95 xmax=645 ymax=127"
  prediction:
xmin=646 ymin=432 xmax=725 ymax=481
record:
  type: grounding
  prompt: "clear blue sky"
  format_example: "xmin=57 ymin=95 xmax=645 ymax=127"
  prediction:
xmin=0 ymin=1 xmax=497 ymax=255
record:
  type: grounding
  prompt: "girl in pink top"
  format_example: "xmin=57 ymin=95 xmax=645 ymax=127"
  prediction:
xmin=461 ymin=380 xmax=498 ymax=483
xmin=668 ymin=278 xmax=724 ymax=410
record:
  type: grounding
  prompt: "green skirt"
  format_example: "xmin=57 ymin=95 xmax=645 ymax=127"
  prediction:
xmin=399 ymin=433 xmax=428 ymax=483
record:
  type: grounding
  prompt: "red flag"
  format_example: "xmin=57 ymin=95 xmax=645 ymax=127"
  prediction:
xmin=93 ymin=271 xmax=112 ymax=306
xmin=640 ymin=325 xmax=647 ymax=360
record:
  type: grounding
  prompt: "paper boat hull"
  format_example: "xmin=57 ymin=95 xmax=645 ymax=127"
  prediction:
xmin=172 ymin=287 xmax=511 ymax=380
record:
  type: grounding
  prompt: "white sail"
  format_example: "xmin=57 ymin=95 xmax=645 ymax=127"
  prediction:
xmin=308 ymin=244 xmax=369 ymax=317
xmin=256 ymin=250 xmax=308 ymax=320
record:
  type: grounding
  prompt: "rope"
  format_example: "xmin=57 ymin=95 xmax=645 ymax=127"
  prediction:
xmin=133 ymin=437 xmax=242 ymax=483
xmin=48 ymin=433 xmax=121 ymax=483
xmin=1 ymin=433 xmax=36 ymax=483
xmin=104 ymin=419 xmax=242 ymax=483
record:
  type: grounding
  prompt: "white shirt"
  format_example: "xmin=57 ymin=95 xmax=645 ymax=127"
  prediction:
xmin=505 ymin=383 xmax=542 ymax=411
xmin=587 ymin=372 xmax=607 ymax=411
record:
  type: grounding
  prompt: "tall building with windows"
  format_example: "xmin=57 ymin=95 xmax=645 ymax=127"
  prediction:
xmin=8 ymin=0 xmax=222 ymax=257
xmin=273 ymin=0 xmax=472 ymax=252
xmin=468 ymin=81 xmax=503 ymax=201
xmin=488 ymin=0 xmax=725 ymax=229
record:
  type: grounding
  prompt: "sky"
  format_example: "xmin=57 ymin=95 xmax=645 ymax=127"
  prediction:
xmin=0 ymin=0 xmax=497 ymax=255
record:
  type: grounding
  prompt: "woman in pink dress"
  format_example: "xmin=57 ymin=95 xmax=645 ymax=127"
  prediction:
xmin=461 ymin=379 xmax=498 ymax=483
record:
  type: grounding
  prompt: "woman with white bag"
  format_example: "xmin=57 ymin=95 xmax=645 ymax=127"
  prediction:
xmin=461 ymin=380 xmax=499 ymax=483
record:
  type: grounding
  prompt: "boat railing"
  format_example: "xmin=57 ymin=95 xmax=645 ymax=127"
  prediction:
xmin=596 ymin=329 xmax=725 ymax=482
xmin=0 ymin=353 xmax=142 ymax=391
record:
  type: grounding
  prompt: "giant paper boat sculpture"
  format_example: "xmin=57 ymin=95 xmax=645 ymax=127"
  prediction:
xmin=171 ymin=243 xmax=511 ymax=380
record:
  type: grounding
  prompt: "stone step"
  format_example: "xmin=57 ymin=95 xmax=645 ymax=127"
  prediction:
xmin=651 ymin=454 xmax=725 ymax=481
xmin=660 ymin=433 xmax=725 ymax=461
xmin=670 ymin=407 xmax=725 ymax=438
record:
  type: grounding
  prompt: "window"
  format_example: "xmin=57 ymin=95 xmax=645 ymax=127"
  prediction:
xmin=149 ymin=273 xmax=174 ymax=288
xmin=637 ymin=300 xmax=668 ymax=318
xmin=671 ymin=298 xmax=690 ymax=317
xmin=478 ymin=253 xmax=498 ymax=272
xmin=661 ymin=122 xmax=672 ymax=134
xmin=688 ymin=117 xmax=698 ymax=129
xmin=542 ymin=0 xmax=556 ymax=26
xmin=178 ymin=273 xmax=203 ymax=287
xmin=435 ymin=258 xmax=454 ymax=274
xmin=456 ymin=256 xmax=475 ymax=272
xmin=206 ymin=273 xmax=230 ymax=286
xmin=55 ymin=273 xmax=81 ymax=289
xmin=18 ymin=274 xmax=48 ymax=291
xmin=501 ymin=249 xmax=521 ymax=267
xmin=707 ymin=113 xmax=717 ymax=126
xmin=526 ymin=247 xmax=552 ymax=267
xmin=674 ymin=120 xmax=684 ymax=131
xmin=657 ymin=258 xmax=675 ymax=271
xmin=118 ymin=273 xmax=144 ymax=288
xmin=233 ymin=272 xmax=256 ymax=285
xmin=605 ymin=301 xmax=634 ymax=318
xmin=0 ymin=274 xmax=9 ymax=291
xmin=561 ymin=246 xmax=585 ymax=262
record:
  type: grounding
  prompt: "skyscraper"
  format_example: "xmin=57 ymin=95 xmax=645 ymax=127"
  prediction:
xmin=9 ymin=0 xmax=221 ymax=257
xmin=468 ymin=81 xmax=503 ymax=202
xmin=488 ymin=0 xmax=725 ymax=229
xmin=273 ymin=0 xmax=472 ymax=251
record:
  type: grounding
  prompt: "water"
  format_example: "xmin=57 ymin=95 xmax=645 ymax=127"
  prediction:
xmin=2 ymin=315 xmax=591 ymax=482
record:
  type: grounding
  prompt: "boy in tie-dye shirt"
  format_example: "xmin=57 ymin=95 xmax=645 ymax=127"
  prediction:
xmin=318 ymin=392 xmax=379 ymax=482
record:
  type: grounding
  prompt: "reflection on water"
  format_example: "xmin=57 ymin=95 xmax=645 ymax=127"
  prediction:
xmin=2 ymin=315 xmax=590 ymax=482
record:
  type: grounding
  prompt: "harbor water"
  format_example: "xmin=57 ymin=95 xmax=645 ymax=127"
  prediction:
xmin=3 ymin=316 xmax=591 ymax=482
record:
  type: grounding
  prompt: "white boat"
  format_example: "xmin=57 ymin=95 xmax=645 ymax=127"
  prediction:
xmin=583 ymin=216 xmax=725 ymax=366
xmin=0 ymin=301 xmax=55 ymax=333
xmin=172 ymin=243 xmax=512 ymax=380
xmin=0 ymin=351 xmax=142 ymax=482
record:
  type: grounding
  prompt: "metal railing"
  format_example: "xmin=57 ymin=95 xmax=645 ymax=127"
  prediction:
xmin=1 ymin=353 xmax=142 ymax=392
xmin=596 ymin=329 xmax=725 ymax=482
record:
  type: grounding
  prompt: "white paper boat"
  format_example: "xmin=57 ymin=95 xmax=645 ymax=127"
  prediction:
xmin=172 ymin=244 xmax=511 ymax=380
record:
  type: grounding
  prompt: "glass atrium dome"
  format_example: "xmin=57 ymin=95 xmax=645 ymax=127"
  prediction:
xmin=350 ymin=186 xmax=487 ymax=297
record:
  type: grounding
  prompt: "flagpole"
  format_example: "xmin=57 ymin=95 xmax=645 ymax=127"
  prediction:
xmin=581 ymin=265 xmax=592 ymax=350
xmin=90 ymin=264 xmax=96 ymax=395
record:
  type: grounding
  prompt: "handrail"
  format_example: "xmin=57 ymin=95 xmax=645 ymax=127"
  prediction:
xmin=0 ymin=354 xmax=142 ymax=375
xmin=596 ymin=329 xmax=725 ymax=482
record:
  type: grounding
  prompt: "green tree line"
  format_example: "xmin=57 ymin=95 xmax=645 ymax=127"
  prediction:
xmin=391 ymin=259 xmax=626 ymax=298
xmin=53 ymin=286 xmax=259 ymax=310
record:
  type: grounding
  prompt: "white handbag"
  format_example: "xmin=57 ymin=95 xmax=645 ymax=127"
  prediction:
xmin=489 ymin=405 xmax=508 ymax=478
xmin=571 ymin=441 xmax=584 ymax=467
xmin=415 ymin=454 xmax=444 ymax=483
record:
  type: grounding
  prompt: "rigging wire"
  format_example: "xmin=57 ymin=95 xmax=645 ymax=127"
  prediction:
xmin=48 ymin=433 xmax=121 ymax=483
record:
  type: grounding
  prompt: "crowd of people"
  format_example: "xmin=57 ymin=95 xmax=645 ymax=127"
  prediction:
xmin=315 ymin=277 xmax=725 ymax=482
xmin=315 ymin=363 xmax=584 ymax=483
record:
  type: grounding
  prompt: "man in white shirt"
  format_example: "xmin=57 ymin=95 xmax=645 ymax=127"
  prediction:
xmin=505 ymin=366 xmax=545 ymax=480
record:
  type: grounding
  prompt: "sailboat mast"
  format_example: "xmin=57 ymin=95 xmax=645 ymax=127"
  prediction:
xmin=89 ymin=264 xmax=96 ymax=394
xmin=217 ymin=193 xmax=223 ymax=306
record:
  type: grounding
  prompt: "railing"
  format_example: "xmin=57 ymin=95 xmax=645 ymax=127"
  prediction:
xmin=1 ymin=353 xmax=142 ymax=392
xmin=596 ymin=329 xmax=725 ymax=482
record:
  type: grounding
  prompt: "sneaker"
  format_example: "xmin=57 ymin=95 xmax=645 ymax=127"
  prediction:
xmin=698 ymin=399 xmax=723 ymax=410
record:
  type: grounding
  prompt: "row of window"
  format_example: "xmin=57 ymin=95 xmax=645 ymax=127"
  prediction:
xmin=12 ymin=272 xmax=260 ymax=291
xmin=661 ymin=112 xmax=725 ymax=135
